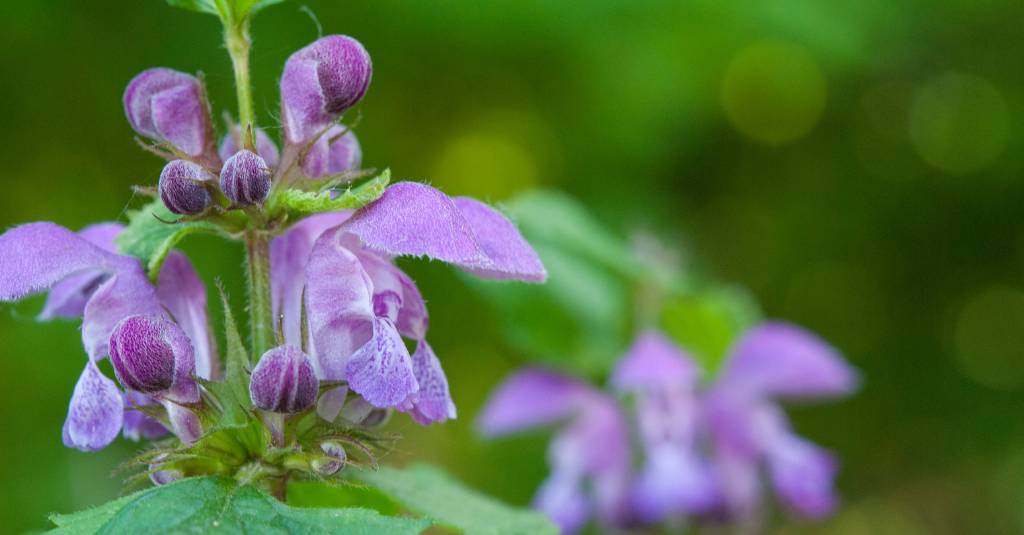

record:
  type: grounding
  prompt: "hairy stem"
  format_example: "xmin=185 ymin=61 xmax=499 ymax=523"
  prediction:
xmin=225 ymin=19 xmax=255 ymax=147
xmin=245 ymin=231 xmax=274 ymax=358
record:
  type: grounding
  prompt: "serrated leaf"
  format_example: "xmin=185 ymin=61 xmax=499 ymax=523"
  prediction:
xmin=48 ymin=476 xmax=431 ymax=535
xmin=273 ymin=170 xmax=390 ymax=221
xmin=218 ymin=286 xmax=253 ymax=415
xmin=356 ymin=464 xmax=557 ymax=535
xmin=117 ymin=200 xmax=224 ymax=280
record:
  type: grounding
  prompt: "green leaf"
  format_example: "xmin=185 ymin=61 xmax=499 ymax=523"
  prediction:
xmin=48 ymin=476 xmax=431 ymax=535
xmin=165 ymin=0 xmax=219 ymax=15
xmin=356 ymin=464 xmax=557 ymax=535
xmin=117 ymin=200 xmax=224 ymax=280
xmin=219 ymin=286 xmax=253 ymax=415
xmin=273 ymin=170 xmax=391 ymax=222
xmin=660 ymin=285 xmax=761 ymax=372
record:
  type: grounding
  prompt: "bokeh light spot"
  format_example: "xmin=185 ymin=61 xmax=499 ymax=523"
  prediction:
xmin=721 ymin=40 xmax=827 ymax=145
xmin=952 ymin=286 xmax=1024 ymax=390
xmin=909 ymin=72 xmax=1009 ymax=174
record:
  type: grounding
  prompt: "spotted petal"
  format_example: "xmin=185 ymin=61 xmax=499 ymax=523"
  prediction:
xmin=345 ymin=316 xmax=418 ymax=408
xmin=402 ymin=340 xmax=456 ymax=425
xmin=62 ymin=362 xmax=124 ymax=452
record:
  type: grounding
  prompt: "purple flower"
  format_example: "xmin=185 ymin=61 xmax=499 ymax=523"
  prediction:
xmin=481 ymin=324 xmax=857 ymax=531
xmin=219 ymin=127 xmax=280 ymax=168
xmin=269 ymin=182 xmax=544 ymax=425
xmin=479 ymin=368 xmax=632 ymax=534
xmin=703 ymin=322 xmax=858 ymax=520
xmin=302 ymin=124 xmax=362 ymax=179
xmin=123 ymin=68 xmax=212 ymax=157
xmin=280 ymin=35 xmax=372 ymax=143
xmin=220 ymin=149 xmax=271 ymax=206
xmin=611 ymin=332 xmax=717 ymax=523
xmin=0 ymin=222 xmax=215 ymax=450
xmin=249 ymin=345 xmax=318 ymax=414
xmin=159 ymin=160 xmax=214 ymax=215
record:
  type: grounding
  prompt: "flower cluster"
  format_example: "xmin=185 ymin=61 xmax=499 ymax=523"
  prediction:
xmin=479 ymin=323 xmax=857 ymax=533
xmin=0 ymin=33 xmax=544 ymax=486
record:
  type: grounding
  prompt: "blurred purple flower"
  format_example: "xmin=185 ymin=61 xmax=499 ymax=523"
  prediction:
xmin=479 ymin=368 xmax=631 ymax=534
xmin=480 ymin=323 xmax=857 ymax=532
xmin=703 ymin=322 xmax=857 ymax=520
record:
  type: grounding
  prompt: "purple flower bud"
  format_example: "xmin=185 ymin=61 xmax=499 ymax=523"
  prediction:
xmin=313 ymin=441 xmax=347 ymax=476
xmin=281 ymin=35 xmax=372 ymax=143
xmin=220 ymin=150 xmax=271 ymax=206
xmin=109 ymin=314 xmax=194 ymax=394
xmin=149 ymin=453 xmax=182 ymax=486
xmin=219 ymin=128 xmax=280 ymax=168
xmin=249 ymin=345 xmax=318 ymax=414
xmin=159 ymin=160 xmax=213 ymax=215
xmin=123 ymin=68 xmax=211 ymax=157
xmin=302 ymin=125 xmax=363 ymax=178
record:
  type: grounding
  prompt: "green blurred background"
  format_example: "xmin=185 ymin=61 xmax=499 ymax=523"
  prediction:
xmin=1 ymin=0 xmax=1023 ymax=533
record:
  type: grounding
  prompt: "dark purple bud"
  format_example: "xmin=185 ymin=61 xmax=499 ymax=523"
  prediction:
xmin=249 ymin=345 xmax=318 ymax=414
xmin=219 ymin=127 xmax=280 ymax=168
xmin=313 ymin=441 xmax=347 ymax=476
xmin=280 ymin=35 xmax=372 ymax=143
xmin=159 ymin=160 xmax=213 ymax=215
xmin=123 ymin=68 xmax=211 ymax=157
xmin=109 ymin=314 xmax=194 ymax=394
xmin=220 ymin=150 xmax=271 ymax=206
xmin=302 ymin=125 xmax=363 ymax=178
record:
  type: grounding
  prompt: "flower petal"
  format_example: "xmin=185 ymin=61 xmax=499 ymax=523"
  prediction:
xmin=343 ymin=182 xmax=546 ymax=282
xmin=163 ymin=402 xmax=202 ymax=444
xmin=39 ymin=223 xmax=125 ymax=320
xmin=151 ymin=82 xmax=208 ymax=157
xmin=81 ymin=260 xmax=164 ymax=360
xmin=452 ymin=196 xmax=546 ymax=282
xmin=305 ymin=225 xmax=375 ymax=380
xmin=403 ymin=340 xmax=456 ymax=425
xmin=628 ymin=444 xmax=717 ymax=522
xmin=355 ymin=250 xmax=428 ymax=340
xmin=158 ymin=252 xmax=218 ymax=379
xmin=344 ymin=316 xmax=418 ymax=408
xmin=122 ymin=391 xmax=168 ymax=441
xmin=0 ymin=222 xmax=114 ymax=302
xmin=477 ymin=368 xmax=596 ymax=437
xmin=533 ymin=471 xmax=591 ymax=535
xmin=62 ymin=362 xmax=124 ymax=451
xmin=280 ymin=58 xmax=325 ymax=143
xmin=766 ymin=434 xmax=838 ymax=518
xmin=611 ymin=330 xmax=700 ymax=392
xmin=722 ymin=322 xmax=858 ymax=399
xmin=272 ymin=213 xmax=352 ymax=348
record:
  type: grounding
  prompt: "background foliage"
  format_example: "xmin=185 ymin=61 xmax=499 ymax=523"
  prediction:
xmin=0 ymin=0 xmax=1022 ymax=532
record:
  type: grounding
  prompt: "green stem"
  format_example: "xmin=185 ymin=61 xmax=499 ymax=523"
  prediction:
xmin=245 ymin=231 xmax=274 ymax=358
xmin=225 ymin=19 xmax=255 ymax=147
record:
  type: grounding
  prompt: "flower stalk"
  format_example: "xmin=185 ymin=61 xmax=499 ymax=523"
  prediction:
xmin=225 ymin=17 xmax=255 ymax=148
xmin=245 ymin=230 xmax=274 ymax=357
